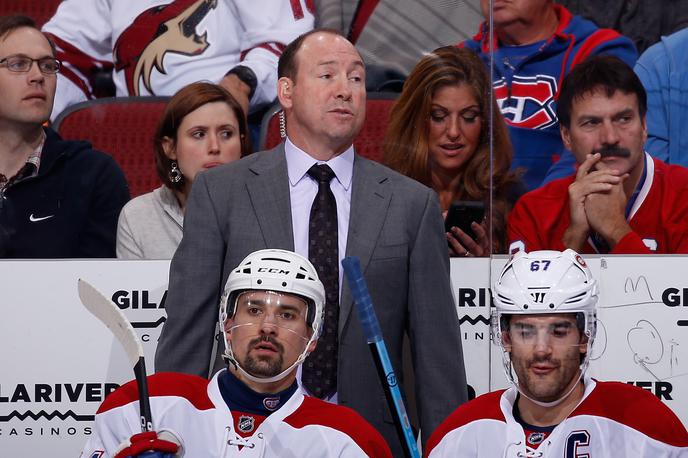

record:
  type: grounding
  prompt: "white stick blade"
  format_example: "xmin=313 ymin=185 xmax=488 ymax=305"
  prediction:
xmin=77 ymin=278 xmax=144 ymax=366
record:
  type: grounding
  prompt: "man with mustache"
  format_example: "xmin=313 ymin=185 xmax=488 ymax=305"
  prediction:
xmin=0 ymin=15 xmax=128 ymax=258
xmin=508 ymin=55 xmax=688 ymax=254
xmin=426 ymin=249 xmax=688 ymax=457
xmin=82 ymin=249 xmax=391 ymax=457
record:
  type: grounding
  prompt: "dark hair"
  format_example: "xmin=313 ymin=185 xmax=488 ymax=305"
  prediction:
xmin=557 ymin=55 xmax=647 ymax=129
xmin=384 ymin=46 xmax=518 ymax=253
xmin=0 ymin=15 xmax=56 ymax=54
xmin=154 ymin=82 xmax=252 ymax=190
xmin=278 ymin=28 xmax=348 ymax=81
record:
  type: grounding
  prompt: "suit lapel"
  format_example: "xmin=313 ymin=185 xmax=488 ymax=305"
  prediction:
xmin=340 ymin=156 xmax=392 ymax=333
xmin=246 ymin=145 xmax=295 ymax=250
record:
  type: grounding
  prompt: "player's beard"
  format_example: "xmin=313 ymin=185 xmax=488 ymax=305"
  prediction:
xmin=513 ymin=348 xmax=582 ymax=403
xmin=243 ymin=335 xmax=285 ymax=378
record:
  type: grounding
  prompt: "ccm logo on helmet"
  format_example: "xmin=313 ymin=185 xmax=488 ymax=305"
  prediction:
xmin=257 ymin=268 xmax=289 ymax=274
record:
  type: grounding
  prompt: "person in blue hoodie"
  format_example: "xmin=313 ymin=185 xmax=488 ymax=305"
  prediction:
xmin=462 ymin=0 xmax=637 ymax=190
xmin=634 ymin=27 xmax=688 ymax=167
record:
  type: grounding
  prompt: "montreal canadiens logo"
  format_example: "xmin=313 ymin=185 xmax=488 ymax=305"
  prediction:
xmin=263 ymin=396 xmax=280 ymax=411
xmin=494 ymin=75 xmax=558 ymax=130
xmin=575 ymin=254 xmax=587 ymax=267
xmin=238 ymin=415 xmax=255 ymax=433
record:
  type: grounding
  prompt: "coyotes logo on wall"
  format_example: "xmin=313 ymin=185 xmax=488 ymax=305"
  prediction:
xmin=114 ymin=0 xmax=217 ymax=95
xmin=494 ymin=74 xmax=558 ymax=130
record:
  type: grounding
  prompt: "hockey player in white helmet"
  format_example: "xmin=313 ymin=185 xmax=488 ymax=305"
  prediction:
xmin=426 ymin=249 xmax=688 ymax=458
xmin=218 ymin=247 xmax=326 ymax=390
xmin=492 ymin=248 xmax=598 ymax=411
xmin=81 ymin=249 xmax=391 ymax=458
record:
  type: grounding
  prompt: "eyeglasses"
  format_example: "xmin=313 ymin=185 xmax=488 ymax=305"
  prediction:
xmin=0 ymin=55 xmax=61 ymax=74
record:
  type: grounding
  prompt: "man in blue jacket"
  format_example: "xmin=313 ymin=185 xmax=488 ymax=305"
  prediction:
xmin=0 ymin=15 xmax=129 ymax=258
xmin=462 ymin=0 xmax=637 ymax=190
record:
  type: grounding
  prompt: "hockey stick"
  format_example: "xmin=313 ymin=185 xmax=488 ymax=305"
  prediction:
xmin=341 ymin=257 xmax=420 ymax=458
xmin=77 ymin=279 xmax=153 ymax=433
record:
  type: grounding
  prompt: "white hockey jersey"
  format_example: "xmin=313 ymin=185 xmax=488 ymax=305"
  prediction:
xmin=80 ymin=370 xmax=391 ymax=457
xmin=426 ymin=377 xmax=688 ymax=457
xmin=42 ymin=0 xmax=314 ymax=116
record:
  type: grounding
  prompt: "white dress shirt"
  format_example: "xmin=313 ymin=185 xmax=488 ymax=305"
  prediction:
xmin=285 ymin=137 xmax=354 ymax=296
xmin=285 ymin=137 xmax=354 ymax=403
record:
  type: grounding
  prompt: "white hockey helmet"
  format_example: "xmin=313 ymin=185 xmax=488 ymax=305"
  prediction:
xmin=492 ymin=249 xmax=598 ymax=334
xmin=491 ymin=249 xmax=599 ymax=405
xmin=219 ymin=249 xmax=325 ymax=384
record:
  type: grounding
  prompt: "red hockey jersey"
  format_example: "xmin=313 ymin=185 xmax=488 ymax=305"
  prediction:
xmin=508 ymin=154 xmax=688 ymax=254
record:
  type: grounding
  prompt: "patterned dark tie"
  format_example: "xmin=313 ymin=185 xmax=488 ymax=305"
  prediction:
xmin=302 ymin=164 xmax=339 ymax=399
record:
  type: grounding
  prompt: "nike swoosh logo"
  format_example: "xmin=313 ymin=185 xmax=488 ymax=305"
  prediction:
xmin=29 ymin=214 xmax=55 ymax=222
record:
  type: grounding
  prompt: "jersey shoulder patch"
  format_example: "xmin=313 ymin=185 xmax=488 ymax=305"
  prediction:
xmin=97 ymin=372 xmax=214 ymax=414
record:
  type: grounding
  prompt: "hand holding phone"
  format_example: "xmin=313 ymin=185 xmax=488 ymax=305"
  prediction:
xmin=444 ymin=201 xmax=485 ymax=240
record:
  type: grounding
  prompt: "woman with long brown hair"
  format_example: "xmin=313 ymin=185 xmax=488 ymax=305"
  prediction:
xmin=384 ymin=46 xmax=521 ymax=255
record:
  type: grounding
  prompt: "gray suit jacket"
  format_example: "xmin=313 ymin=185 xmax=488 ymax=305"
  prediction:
xmin=155 ymin=144 xmax=467 ymax=454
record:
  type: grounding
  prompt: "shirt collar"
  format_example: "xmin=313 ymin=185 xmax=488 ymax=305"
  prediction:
xmin=284 ymin=137 xmax=354 ymax=190
xmin=0 ymin=130 xmax=46 ymax=191
xmin=27 ymin=129 xmax=46 ymax=172
xmin=625 ymin=152 xmax=652 ymax=220
xmin=156 ymin=185 xmax=184 ymax=228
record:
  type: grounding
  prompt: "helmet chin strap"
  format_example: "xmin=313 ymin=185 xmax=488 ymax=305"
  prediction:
xmin=224 ymin=349 xmax=308 ymax=385
xmin=516 ymin=367 xmax=584 ymax=408
xmin=221 ymin=328 xmax=318 ymax=385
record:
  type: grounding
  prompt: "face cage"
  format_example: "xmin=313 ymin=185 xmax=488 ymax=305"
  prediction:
xmin=218 ymin=290 xmax=319 ymax=384
xmin=490 ymin=310 xmax=597 ymax=391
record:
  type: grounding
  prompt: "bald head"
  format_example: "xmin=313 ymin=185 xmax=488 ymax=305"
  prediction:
xmin=278 ymin=28 xmax=361 ymax=83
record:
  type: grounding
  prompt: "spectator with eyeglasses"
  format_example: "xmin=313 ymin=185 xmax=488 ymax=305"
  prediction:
xmin=0 ymin=15 xmax=129 ymax=258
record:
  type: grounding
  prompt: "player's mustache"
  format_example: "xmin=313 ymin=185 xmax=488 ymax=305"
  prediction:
xmin=594 ymin=144 xmax=631 ymax=158
xmin=249 ymin=335 xmax=284 ymax=353
xmin=527 ymin=356 xmax=558 ymax=367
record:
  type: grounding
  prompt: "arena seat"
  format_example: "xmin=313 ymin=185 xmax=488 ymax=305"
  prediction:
xmin=0 ymin=0 xmax=62 ymax=27
xmin=258 ymin=92 xmax=398 ymax=163
xmin=52 ymin=97 xmax=170 ymax=198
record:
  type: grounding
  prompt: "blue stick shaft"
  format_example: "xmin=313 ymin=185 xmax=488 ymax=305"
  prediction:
xmin=342 ymin=257 xmax=420 ymax=458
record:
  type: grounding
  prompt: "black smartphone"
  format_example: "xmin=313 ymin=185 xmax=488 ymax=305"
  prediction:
xmin=444 ymin=201 xmax=486 ymax=240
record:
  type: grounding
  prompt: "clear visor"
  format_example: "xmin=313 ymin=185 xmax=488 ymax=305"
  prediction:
xmin=492 ymin=313 xmax=590 ymax=350
xmin=505 ymin=320 xmax=585 ymax=348
xmin=225 ymin=291 xmax=312 ymax=377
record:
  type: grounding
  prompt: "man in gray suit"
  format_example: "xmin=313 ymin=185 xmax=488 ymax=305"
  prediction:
xmin=155 ymin=28 xmax=467 ymax=455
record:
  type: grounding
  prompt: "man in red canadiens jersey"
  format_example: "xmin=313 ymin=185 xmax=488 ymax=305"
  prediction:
xmin=426 ymin=249 xmax=688 ymax=458
xmin=508 ymin=55 xmax=688 ymax=255
xmin=80 ymin=249 xmax=391 ymax=458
